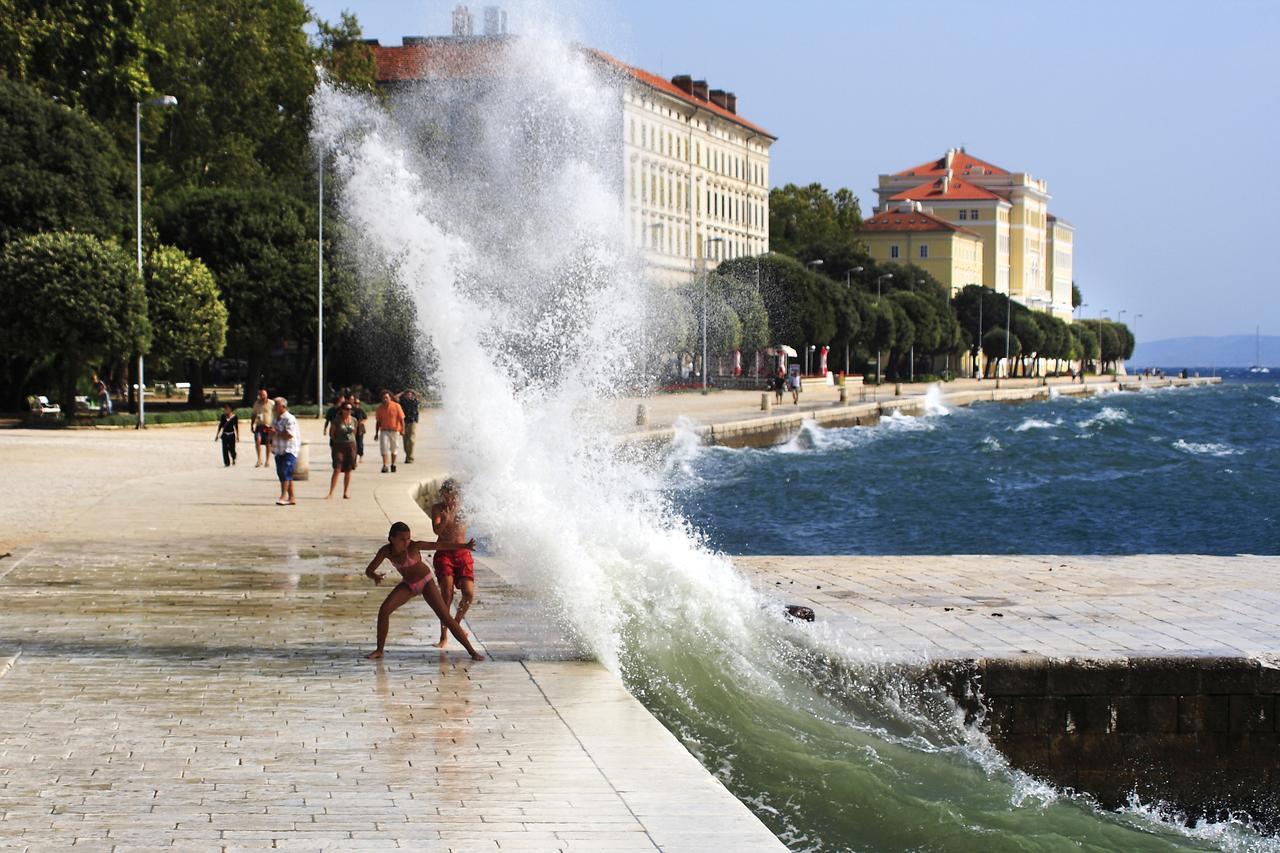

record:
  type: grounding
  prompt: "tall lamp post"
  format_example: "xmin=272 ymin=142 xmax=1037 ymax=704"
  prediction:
xmin=701 ymin=236 xmax=724 ymax=394
xmin=805 ymin=260 xmax=824 ymax=376
xmin=976 ymin=286 xmax=983 ymax=379
xmin=1131 ymin=313 xmax=1144 ymax=371
xmin=875 ymin=273 xmax=892 ymax=385
xmin=641 ymin=222 xmax=662 ymax=382
xmin=135 ymin=94 xmax=178 ymax=429
xmin=1004 ymin=292 xmax=1012 ymax=378
xmin=843 ymin=266 xmax=863 ymax=374
xmin=317 ymin=147 xmax=324 ymax=416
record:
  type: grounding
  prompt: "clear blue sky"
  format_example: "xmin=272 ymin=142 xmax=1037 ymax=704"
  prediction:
xmin=307 ymin=0 xmax=1280 ymax=343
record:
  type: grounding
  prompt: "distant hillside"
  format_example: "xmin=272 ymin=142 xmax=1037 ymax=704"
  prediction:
xmin=1133 ymin=335 xmax=1280 ymax=368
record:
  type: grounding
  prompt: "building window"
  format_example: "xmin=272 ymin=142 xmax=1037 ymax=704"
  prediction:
xmin=890 ymin=245 xmax=900 ymax=259
xmin=959 ymin=210 xmax=967 ymax=220
xmin=970 ymin=209 xmax=979 ymax=220
xmin=919 ymin=244 xmax=928 ymax=259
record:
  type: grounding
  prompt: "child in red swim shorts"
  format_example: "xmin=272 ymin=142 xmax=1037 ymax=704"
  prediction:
xmin=431 ymin=479 xmax=477 ymax=649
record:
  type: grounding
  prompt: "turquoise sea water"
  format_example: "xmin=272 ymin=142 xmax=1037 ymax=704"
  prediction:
xmin=635 ymin=374 xmax=1280 ymax=852
xmin=669 ymin=374 xmax=1280 ymax=557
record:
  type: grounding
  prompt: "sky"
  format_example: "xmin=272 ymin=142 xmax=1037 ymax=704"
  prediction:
xmin=306 ymin=0 xmax=1280 ymax=343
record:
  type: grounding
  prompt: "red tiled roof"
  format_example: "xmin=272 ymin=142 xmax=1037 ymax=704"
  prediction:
xmin=373 ymin=39 xmax=512 ymax=81
xmin=369 ymin=39 xmax=774 ymax=139
xmin=890 ymin=176 xmax=1003 ymax=202
xmin=862 ymin=209 xmax=981 ymax=238
xmin=585 ymin=49 xmax=774 ymax=139
xmin=895 ymin=150 xmax=1009 ymax=178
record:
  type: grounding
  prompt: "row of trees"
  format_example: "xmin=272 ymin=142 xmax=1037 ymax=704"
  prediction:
xmin=0 ymin=1 xmax=411 ymax=414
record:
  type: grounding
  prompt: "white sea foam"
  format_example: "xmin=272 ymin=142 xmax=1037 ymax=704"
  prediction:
xmin=1269 ymin=395 xmax=1280 ymax=405
xmin=1173 ymin=439 xmax=1242 ymax=457
xmin=1077 ymin=406 xmax=1131 ymax=429
xmin=922 ymin=383 xmax=951 ymax=416
xmin=1013 ymin=417 xmax=1059 ymax=432
xmin=981 ymin=436 xmax=1002 ymax=452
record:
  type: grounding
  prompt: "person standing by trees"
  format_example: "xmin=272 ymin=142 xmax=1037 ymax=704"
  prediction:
xmin=373 ymin=390 xmax=404 ymax=473
xmin=214 ymin=402 xmax=239 ymax=467
xmin=251 ymin=387 xmax=272 ymax=467
xmin=395 ymin=389 xmax=419 ymax=464
xmin=349 ymin=392 xmax=368 ymax=463
xmin=324 ymin=401 xmax=357 ymax=500
xmin=269 ymin=397 xmax=300 ymax=506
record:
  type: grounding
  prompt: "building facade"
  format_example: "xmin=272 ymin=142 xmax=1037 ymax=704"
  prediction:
xmin=369 ymin=34 xmax=775 ymax=285
xmin=861 ymin=204 xmax=984 ymax=295
xmin=873 ymin=149 xmax=1073 ymax=319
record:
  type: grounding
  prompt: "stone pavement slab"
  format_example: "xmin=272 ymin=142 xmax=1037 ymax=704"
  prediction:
xmin=734 ymin=554 xmax=1280 ymax=661
xmin=0 ymin=540 xmax=782 ymax=851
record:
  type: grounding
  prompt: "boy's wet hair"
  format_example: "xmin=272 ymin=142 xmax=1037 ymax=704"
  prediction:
xmin=388 ymin=521 xmax=411 ymax=540
xmin=439 ymin=478 xmax=458 ymax=494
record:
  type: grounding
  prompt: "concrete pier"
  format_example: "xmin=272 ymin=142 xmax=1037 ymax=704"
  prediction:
xmin=735 ymin=554 xmax=1280 ymax=822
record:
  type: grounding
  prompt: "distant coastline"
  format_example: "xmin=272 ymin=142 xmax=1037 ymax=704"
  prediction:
xmin=1133 ymin=334 xmax=1278 ymax=367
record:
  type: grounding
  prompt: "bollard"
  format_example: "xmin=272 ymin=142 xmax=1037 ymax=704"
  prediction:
xmin=293 ymin=441 xmax=311 ymax=481
xmin=760 ymin=393 xmax=771 ymax=412
xmin=635 ymin=404 xmax=648 ymax=426
xmin=838 ymin=386 xmax=848 ymax=404
xmin=894 ymin=382 xmax=902 ymax=397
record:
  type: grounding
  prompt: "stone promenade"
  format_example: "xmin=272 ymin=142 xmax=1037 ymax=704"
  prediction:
xmin=0 ymin=420 xmax=783 ymax=852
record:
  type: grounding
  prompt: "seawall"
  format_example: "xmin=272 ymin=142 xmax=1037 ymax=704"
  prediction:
xmin=630 ymin=376 xmax=1220 ymax=449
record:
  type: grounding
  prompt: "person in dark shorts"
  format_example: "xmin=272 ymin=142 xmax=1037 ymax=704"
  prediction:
xmin=214 ymin=402 xmax=239 ymax=467
xmin=396 ymin=389 xmax=420 ymax=463
xmin=325 ymin=402 xmax=358 ymax=500
xmin=772 ymin=367 xmax=786 ymax=404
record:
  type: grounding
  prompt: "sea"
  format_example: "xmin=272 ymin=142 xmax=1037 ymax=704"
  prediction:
xmin=669 ymin=371 xmax=1280 ymax=557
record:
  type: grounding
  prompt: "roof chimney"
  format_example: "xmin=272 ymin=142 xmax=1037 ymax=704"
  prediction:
xmin=671 ymin=74 xmax=694 ymax=95
xmin=692 ymin=79 xmax=709 ymax=100
xmin=944 ymin=148 xmax=955 ymax=169
xmin=724 ymin=92 xmax=737 ymax=114
xmin=941 ymin=174 xmax=950 ymax=193
xmin=709 ymin=88 xmax=728 ymax=109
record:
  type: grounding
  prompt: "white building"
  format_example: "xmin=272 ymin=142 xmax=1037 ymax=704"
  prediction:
xmin=372 ymin=33 xmax=775 ymax=285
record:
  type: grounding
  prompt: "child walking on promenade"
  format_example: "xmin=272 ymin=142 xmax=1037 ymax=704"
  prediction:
xmin=363 ymin=522 xmax=484 ymax=661
xmin=430 ymin=480 xmax=476 ymax=649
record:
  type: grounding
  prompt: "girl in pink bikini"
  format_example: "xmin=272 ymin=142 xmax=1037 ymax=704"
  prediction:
xmin=363 ymin=521 xmax=484 ymax=661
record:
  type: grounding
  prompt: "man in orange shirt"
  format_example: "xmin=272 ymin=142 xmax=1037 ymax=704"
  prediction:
xmin=373 ymin=389 xmax=405 ymax=473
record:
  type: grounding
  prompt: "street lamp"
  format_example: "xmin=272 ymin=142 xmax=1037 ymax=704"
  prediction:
xmin=135 ymin=94 xmax=178 ymax=428
xmin=702 ymin=236 xmax=724 ymax=394
xmin=1131 ymin=313 xmax=1144 ymax=371
xmin=806 ymin=259 xmax=824 ymax=269
xmin=976 ymin=286 xmax=984 ymax=379
xmin=875 ymin=273 xmax=892 ymax=385
xmin=317 ymin=147 xmax=325 ymax=416
xmin=1004 ymin=293 xmax=1012 ymax=378
xmin=843 ymin=266 xmax=864 ymax=374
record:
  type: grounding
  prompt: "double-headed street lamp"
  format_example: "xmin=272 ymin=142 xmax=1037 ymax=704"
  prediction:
xmin=135 ymin=94 xmax=178 ymax=429
xmin=843 ymin=266 xmax=864 ymax=374
xmin=875 ymin=273 xmax=892 ymax=384
xmin=701 ymin=236 xmax=724 ymax=394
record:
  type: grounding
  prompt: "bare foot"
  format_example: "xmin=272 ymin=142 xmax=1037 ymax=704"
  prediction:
xmin=324 ymin=492 xmax=334 ymax=500
xmin=343 ymin=493 xmax=351 ymax=499
xmin=469 ymin=652 xmax=485 ymax=661
xmin=433 ymin=639 xmax=448 ymax=648
xmin=365 ymin=649 xmax=384 ymax=660
xmin=287 ymin=499 xmax=297 ymax=505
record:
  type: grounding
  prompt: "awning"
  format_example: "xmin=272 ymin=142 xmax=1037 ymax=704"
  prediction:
xmin=770 ymin=345 xmax=798 ymax=357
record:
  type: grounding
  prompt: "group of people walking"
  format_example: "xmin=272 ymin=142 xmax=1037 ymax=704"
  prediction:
xmin=211 ymin=386 xmax=421 ymax=505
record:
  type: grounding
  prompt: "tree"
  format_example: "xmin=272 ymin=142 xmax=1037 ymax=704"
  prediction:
xmin=1011 ymin=311 xmax=1044 ymax=376
xmin=313 ymin=12 xmax=379 ymax=93
xmin=142 ymin=0 xmax=317 ymax=190
xmin=866 ymin=300 xmax=896 ymax=381
xmin=769 ymin=183 xmax=865 ymax=266
xmin=1071 ymin=281 xmax=1082 ymax=309
xmin=1071 ymin=323 xmax=1099 ymax=372
xmin=0 ymin=78 xmax=131 ymax=249
xmin=724 ymin=254 xmax=835 ymax=354
xmin=144 ymin=244 xmax=227 ymax=401
xmin=155 ymin=187 xmax=320 ymax=401
xmin=888 ymin=290 xmax=938 ymax=378
xmin=982 ymin=326 xmax=1019 ymax=377
xmin=0 ymin=0 xmax=150 ymax=138
xmin=0 ymin=232 xmax=149 ymax=413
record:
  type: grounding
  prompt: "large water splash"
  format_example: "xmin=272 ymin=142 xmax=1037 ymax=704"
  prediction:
xmin=310 ymin=22 xmax=1274 ymax=851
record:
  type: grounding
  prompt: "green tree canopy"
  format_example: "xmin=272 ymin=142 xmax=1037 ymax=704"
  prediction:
xmin=313 ymin=12 xmax=379 ymax=93
xmin=0 ymin=0 xmax=150 ymax=137
xmin=982 ymin=326 xmax=1020 ymax=374
xmin=0 ymin=78 xmax=131 ymax=248
xmin=143 ymin=244 xmax=227 ymax=375
xmin=1071 ymin=281 xmax=1082 ymax=309
xmin=769 ymin=183 xmax=867 ymax=269
xmin=143 ymin=0 xmax=317 ymax=190
xmin=155 ymin=187 xmax=318 ymax=396
xmin=721 ymin=254 xmax=835 ymax=351
xmin=0 ymin=231 xmax=149 ymax=412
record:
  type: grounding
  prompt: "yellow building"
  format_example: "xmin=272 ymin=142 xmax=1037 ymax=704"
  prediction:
xmin=874 ymin=149 xmax=1072 ymax=318
xmin=861 ymin=203 xmax=984 ymax=295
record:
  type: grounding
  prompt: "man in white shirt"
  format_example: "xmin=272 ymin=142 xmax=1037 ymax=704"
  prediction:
xmin=270 ymin=397 xmax=301 ymax=506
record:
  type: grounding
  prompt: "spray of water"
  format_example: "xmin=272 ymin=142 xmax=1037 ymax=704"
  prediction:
xmin=309 ymin=20 xmax=1274 ymax=851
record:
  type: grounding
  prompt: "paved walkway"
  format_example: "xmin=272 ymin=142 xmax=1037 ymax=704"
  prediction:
xmin=0 ymin=420 xmax=783 ymax=851
xmin=735 ymin=554 xmax=1280 ymax=662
